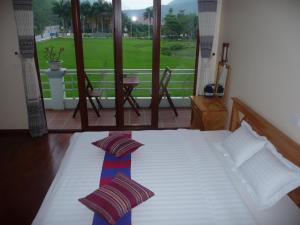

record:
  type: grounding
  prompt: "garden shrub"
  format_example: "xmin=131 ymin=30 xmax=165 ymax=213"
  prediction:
xmin=161 ymin=47 xmax=172 ymax=56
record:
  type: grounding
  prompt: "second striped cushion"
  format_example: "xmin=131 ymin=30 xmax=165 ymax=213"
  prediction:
xmin=79 ymin=173 xmax=155 ymax=225
xmin=92 ymin=134 xmax=144 ymax=157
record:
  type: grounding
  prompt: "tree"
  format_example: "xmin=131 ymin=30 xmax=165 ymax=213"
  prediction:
xmin=80 ymin=1 xmax=92 ymax=33
xmin=52 ymin=0 xmax=71 ymax=32
xmin=122 ymin=12 xmax=131 ymax=33
xmin=33 ymin=0 xmax=58 ymax=35
xmin=90 ymin=0 xmax=113 ymax=33
xmin=163 ymin=8 xmax=182 ymax=38
xmin=162 ymin=8 xmax=198 ymax=39
xmin=143 ymin=7 xmax=153 ymax=24
xmin=101 ymin=1 xmax=113 ymax=33
xmin=176 ymin=11 xmax=198 ymax=39
xmin=143 ymin=7 xmax=153 ymax=38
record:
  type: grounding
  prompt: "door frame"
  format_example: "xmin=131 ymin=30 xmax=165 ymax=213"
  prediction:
xmin=36 ymin=0 xmax=199 ymax=132
xmin=72 ymin=0 xmax=161 ymax=131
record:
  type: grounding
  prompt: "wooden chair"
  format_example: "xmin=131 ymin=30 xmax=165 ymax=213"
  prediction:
xmin=150 ymin=67 xmax=178 ymax=116
xmin=73 ymin=73 xmax=103 ymax=118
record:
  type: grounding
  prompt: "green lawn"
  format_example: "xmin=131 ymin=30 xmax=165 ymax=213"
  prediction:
xmin=37 ymin=37 xmax=196 ymax=98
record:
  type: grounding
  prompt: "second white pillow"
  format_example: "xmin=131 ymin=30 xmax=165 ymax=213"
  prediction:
xmin=222 ymin=121 xmax=266 ymax=167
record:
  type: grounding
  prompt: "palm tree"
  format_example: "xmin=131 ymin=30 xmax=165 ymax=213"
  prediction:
xmin=52 ymin=0 xmax=71 ymax=33
xmin=101 ymin=1 xmax=113 ymax=33
xmin=80 ymin=1 xmax=92 ymax=33
xmin=52 ymin=0 xmax=65 ymax=31
xmin=91 ymin=1 xmax=103 ymax=32
xmin=62 ymin=1 xmax=71 ymax=31
xmin=143 ymin=7 xmax=153 ymax=38
xmin=143 ymin=7 xmax=153 ymax=24
xmin=91 ymin=0 xmax=112 ymax=33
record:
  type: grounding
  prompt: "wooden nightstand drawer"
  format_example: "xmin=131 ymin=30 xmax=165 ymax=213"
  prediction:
xmin=202 ymin=111 xmax=227 ymax=130
xmin=191 ymin=96 xmax=227 ymax=131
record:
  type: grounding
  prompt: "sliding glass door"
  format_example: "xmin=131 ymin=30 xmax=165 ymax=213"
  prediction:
xmin=121 ymin=0 xmax=154 ymax=127
xmin=80 ymin=0 xmax=117 ymax=128
xmin=67 ymin=0 xmax=196 ymax=131
xmin=34 ymin=0 xmax=82 ymax=130
xmin=158 ymin=0 xmax=198 ymax=128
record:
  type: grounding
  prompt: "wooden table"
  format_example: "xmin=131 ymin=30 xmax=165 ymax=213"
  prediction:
xmin=191 ymin=96 xmax=227 ymax=130
xmin=123 ymin=76 xmax=140 ymax=116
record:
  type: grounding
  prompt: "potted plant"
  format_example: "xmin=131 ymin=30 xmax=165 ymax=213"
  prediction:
xmin=44 ymin=46 xmax=64 ymax=71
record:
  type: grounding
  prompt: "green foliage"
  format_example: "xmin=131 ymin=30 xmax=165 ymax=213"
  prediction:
xmin=161 ymin=44 xmax=184 ymax=56
xmin=33 ymin=0 xmax=57 ymax=34
xmin=122 ymin=12 xmax=131 ymax=33
xmin=161 ymin=47 xmax=172 ymax=56
xmin=44 ymin=46 xmax=64 ymax=62
xmin=143 ymin=7 xmax=153 ymax=23
xmin=89 ymin=0 xmax=113 ymax=33
xmin=169 ymin=44 xmax=184 ymax=51
xmin=162 ymin=8 xmax=198 ymax=39
xmin=34 ymin=0 xmax=197 ymax=39
xmin=52 ymin=0 xmax=72 ymax=32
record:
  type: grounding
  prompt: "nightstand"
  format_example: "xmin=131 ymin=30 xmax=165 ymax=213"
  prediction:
xmin=191 ymin=96 xmax=227 ymax=130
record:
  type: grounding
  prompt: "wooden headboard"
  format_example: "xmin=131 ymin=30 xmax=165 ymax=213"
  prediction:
xmin=229 ymin=97 xmax=300 ymax=207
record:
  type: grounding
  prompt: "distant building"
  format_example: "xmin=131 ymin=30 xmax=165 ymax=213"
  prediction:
xmin=43 ymin=25 xmax=60 ymax=38
xmin=35 ymin=25 xmax=60 ymax=42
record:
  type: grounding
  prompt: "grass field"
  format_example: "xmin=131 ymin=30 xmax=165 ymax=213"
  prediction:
xmin=37 ymin=37 xmax=196 ymax=98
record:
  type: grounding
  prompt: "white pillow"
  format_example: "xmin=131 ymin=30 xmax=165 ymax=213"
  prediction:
xmin=239 ymin=145 xmax=300 ymax=209
xmin=222 ymin=121 xmax=266 ymax=167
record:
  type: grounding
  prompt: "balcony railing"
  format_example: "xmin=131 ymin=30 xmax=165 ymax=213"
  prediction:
xmin=41 ymin=68 xmax=194 ymax=109
xmin=40 ymin=68 xmax=195 ymax=99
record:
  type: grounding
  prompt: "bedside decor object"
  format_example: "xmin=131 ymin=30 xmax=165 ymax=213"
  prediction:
xmin=204 ymin=83 xmax=224 ymax=97
xmin=202 ymin=43 xmax=231 ymax=98
xmin=214 ymin=43 xmax=231 ymax=99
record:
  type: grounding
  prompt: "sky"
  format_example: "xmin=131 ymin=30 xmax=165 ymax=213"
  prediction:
xmin=88 ymin=0 xmax=173 ymax=10
xmin=122 ymin=0 xmax=173 ymax=10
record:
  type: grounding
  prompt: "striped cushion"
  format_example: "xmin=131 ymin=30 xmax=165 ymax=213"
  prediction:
xmin=92 ymin=134 xmax=143 ymax=157
xmin=79 ymin=173 xmax=154 ymax=225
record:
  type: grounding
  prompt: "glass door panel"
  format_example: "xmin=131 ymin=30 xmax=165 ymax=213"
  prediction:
xmin=121 ymin=0 xmax=153 ymax=126
xmin=158 ymin=0 xmax=197 ymax=128
xmin=81 ymin=0 xmax=116 ymax=127
xmin=33 ymin=0 xmax=82 ymax=130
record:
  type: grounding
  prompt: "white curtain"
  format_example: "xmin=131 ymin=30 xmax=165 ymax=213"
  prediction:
xmin=197 ymin=0 xmax=218 ymax=95
xmin=13 ymin=0 xmax=47 ymax=137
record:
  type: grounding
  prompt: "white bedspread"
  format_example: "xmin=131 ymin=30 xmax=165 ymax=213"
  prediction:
xmin=32 ymin=130 xmax=300 ymax=225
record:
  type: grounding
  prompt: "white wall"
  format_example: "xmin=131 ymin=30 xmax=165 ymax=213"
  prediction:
xmin=0 ymin=0 xmax=28 ymax=129
xmin=220 ymin=0 xmax=300 ymax=143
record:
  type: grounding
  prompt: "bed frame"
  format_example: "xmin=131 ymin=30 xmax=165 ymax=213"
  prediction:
xmin=229 ymin=97 xmax=300 ymax=207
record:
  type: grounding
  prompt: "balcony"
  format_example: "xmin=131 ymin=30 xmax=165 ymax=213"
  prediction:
xmin=41 ymin=68 xmax=193 ymax=129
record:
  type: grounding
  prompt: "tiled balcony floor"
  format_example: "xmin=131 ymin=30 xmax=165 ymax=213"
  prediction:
xmin=46 ymin=108 xmax=191 ymax=130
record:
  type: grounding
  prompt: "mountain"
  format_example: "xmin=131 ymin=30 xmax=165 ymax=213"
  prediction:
xmin=164 ymin=0 xmax=198 ymax=15
xmin=124 ymin=0 xmax=198 ymax=21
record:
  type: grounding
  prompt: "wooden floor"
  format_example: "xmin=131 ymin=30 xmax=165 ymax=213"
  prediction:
xmin=0 ymin=133 xmax=72 ymax=225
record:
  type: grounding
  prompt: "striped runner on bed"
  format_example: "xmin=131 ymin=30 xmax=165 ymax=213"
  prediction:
xmin=92 ymin=131 xmax=132 ymax=225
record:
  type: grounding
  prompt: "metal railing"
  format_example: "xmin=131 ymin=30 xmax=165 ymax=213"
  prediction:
xmin=40 ymin=68 xmax=195 ymax=99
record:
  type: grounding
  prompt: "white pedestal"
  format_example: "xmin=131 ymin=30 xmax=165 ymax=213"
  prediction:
xmin=46 ymin=68 xmax=66 ymax=110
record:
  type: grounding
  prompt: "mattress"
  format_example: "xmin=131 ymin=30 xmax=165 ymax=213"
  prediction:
xmin=32 ymin=130 xmax=300 ymax=225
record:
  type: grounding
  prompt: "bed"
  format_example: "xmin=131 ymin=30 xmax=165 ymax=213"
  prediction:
xmin=32 ymin=98 xmax=300 ymax=225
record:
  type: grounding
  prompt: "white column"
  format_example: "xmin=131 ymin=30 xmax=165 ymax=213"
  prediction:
xmin=45 ymin=68 xmax=66 ymax=110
